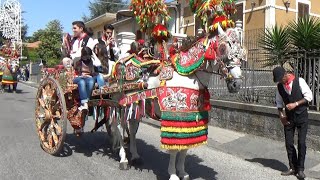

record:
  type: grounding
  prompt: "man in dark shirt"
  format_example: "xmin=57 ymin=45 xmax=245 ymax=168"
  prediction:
xmin=273 ymin=67 xmax=313 ymax=179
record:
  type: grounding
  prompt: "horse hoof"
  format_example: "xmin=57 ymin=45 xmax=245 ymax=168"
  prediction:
xmin=131 ymin=157 xmax=144 ymax=166
xmin=180 ymin=174 xmax=190 ymax=180
xmin=169 ymin=174 xmax=180 ymax=180
xmin=119 ymin=161 xmax=129 ymax=170
xmin=123 ymin=137 xmax=130 ymax=145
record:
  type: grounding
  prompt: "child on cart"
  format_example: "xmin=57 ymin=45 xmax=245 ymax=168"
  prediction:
xmin=73 ymin=47 xmax=104 ymax=112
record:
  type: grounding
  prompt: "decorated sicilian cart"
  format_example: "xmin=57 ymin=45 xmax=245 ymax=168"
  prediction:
xmin=34 ymin=0 xmax=246 ymax=179
xmin=0 ymin=44 xmax=20 ymax=93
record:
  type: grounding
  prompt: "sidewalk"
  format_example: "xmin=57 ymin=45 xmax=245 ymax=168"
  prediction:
xmin=21 ymin=80 xmax=320 ymax=179
xmin=143 ymin=118 xmax=320 ymax=179
xmin=19 ymin=80 xmax=39 ymax=89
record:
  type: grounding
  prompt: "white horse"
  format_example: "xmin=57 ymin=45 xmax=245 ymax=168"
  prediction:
xmin=95 ymin=25 xmax=246 ymax=177
xmin=145 ymin=27 xmax=245 ymax=180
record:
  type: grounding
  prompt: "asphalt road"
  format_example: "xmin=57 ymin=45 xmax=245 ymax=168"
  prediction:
xmin=0 ymin=83 xmax=312 ymax=180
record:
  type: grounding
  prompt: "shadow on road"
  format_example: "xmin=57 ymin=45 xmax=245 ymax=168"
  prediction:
xmin=245 ymin=158 xmax=288 ymax=172
xmin=133 ymin=139 xmax=218 ymax=180
xmin=57 ymin=132 xmax=218 ymax=180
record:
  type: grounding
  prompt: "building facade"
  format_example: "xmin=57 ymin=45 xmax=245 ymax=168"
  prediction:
xmin=85 ymin=0 xmax=320 ymax=42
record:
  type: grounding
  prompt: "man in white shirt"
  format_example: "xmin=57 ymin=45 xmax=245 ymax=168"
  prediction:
xmin=62 ymin=21 xmax=96 ymax=67
xmin=273 ymin=67 xmax=313 ymax=179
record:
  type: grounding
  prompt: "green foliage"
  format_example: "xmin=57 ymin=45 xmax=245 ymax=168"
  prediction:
xmin=260 ymin=16 xmax=320 ymax=67
xmin=27 ymin=48 xmax=40 ymax=62
xmin=259 ymin=25 xmax=291 ymax=66
xmin=83 ymin=0 xmax=129 ymax=22
xmin=35 ymin=20 xmax=63 ymax=67
xmin=287 ymin=16 xmax=320 ymax=50
xmin=21 ymin=24 xmax=28 ymax=41
xmin=30 ymin=29 xmax=45 ymax=42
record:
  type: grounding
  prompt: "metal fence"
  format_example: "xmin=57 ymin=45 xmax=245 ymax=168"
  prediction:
xmin=208 ymin=29 xmax=320 ymax=111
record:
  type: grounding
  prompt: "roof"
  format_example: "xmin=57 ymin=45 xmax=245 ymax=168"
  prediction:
xmin=24 ymin=41 xmax=41 ymax=49
xmin=112 ymin=17 xmax=133 ymax=27
xmin=85 ymin=13 xmax=117 ymax=28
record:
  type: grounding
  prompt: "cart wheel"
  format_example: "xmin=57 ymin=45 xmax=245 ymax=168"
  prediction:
xmin=35 ymin=77 xmax=67 ymax=155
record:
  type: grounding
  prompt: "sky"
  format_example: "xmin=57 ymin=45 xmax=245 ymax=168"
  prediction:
xmin=20 ymin=0 xmax=91 ymax=36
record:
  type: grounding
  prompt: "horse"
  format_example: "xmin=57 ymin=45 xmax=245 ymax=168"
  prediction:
xmin=0 ymin=59 xmax=19 ymax=93
xmin=0 ymin=58 xmax=6 ymax=86
xmin=93 ymin=24 xmax=246 ymax=177
xmin=142 ymin=25 xmax=246 ymax=180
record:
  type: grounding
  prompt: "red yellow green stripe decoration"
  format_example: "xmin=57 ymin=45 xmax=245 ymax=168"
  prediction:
xmin=172 ymin=54 xmax=205 ymax=76
xmin=160 ymin=111 xmax=209 ymax=150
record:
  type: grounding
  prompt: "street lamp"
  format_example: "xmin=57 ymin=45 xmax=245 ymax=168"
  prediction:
xmin=284 ymin=0 xmax=290 ymax=13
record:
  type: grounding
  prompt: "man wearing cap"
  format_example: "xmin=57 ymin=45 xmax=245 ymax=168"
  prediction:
xmin=272 ymin=67 xmax=313 ymax=179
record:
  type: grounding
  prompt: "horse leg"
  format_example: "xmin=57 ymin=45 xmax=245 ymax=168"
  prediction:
xmin=13 ymin=83 xmax=17 ymax=93
xmin=116 ymin=123 xmax=129 ymax=170
xmin=129 ymin=119 xmax=142 ymax=165
xmin=168 ymin=150 xmax=180 ymax=180
xmin=1 ymin=84 xmax=5 ymax=93
xmin=177 ymin=149 xmax=189 ymax=180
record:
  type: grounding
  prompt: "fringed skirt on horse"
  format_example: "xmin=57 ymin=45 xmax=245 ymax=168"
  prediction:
xmin=2 ymin=68 xmax=18 ymax=85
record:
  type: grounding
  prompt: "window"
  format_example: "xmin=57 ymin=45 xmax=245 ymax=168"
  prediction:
xmin=230 ymin=3 xmax=244 ymax=24
xmin=298 ymin=2 xmax=309 ymax=18
xmin=194 ymin=16 xmax=204 ymax=35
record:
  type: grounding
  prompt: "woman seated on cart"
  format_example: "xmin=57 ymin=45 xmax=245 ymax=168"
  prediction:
xmin=73 ymin=47 xmax=104 ymax=111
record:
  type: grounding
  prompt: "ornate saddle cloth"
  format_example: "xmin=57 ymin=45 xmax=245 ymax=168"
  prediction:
xmin=172 ymin=38 xmax=207 ymax=76
xmin=2 ymin=68 xmax=17 ymax=84
xmin=111 ymin=54 xmax=161 ymax=82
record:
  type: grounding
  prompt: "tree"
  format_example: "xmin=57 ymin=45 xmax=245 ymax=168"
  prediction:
xmin=30 ymin=29 xmax=45 ymax=42
xmin=83 ymin=0 xmax=129 ymax=22
xmin=36 ymin=20 xmax=64 ymax=67
xmin=21 ymin=24 xmax=28 ymax=41
xmin=288 ymin=16 xmax=320 ymax=51
xmin=259 ymin=25 xmax=291 ymax=67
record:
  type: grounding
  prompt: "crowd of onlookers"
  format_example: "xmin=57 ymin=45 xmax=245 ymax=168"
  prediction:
xmin=17 ymin=65 xmax=29 ymax=81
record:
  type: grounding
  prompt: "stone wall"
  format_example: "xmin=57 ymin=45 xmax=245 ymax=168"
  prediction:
xmin=209 ymin=100 xmax=320 ymax=150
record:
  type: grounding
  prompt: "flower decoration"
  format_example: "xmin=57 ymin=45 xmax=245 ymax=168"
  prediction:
xmin=131 ymin=0 xmax=171 ymax=34
xmin=208 ymin=15 xmax=235 ymax=31
xmin=152 ymin=24 xmax=171 ymax=42
xmin=189 ymin=0 xmax=238 ymax=33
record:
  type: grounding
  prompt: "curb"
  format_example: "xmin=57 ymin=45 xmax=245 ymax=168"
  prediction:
xmin=19 ymin=80 xmax=39 ymax=89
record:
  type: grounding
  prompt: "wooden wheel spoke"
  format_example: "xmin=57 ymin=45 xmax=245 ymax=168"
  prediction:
xmin=48 ymin=134 xmax=53 ymax=148
xmin=36 ymin=111 xmax=46 ymax=119
xmin=38 ymin=131 xmax=46 ymax=142
xmin=52 ymin=131 xmax=59 ymax=145
xmin=36 ymin=77 xmax=67 ymax=155
xmin=43 ymin=142 xmax=49 ymax=149
xmin=38 ymin=98 xmax=46 ymax=109
xmin=52 ymin=122 xmax=62 ymax=135
xmin=51 ymin=100 xmax=61 ymax=113
xmin=37 ymin=121 xmax=49 ymax=132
